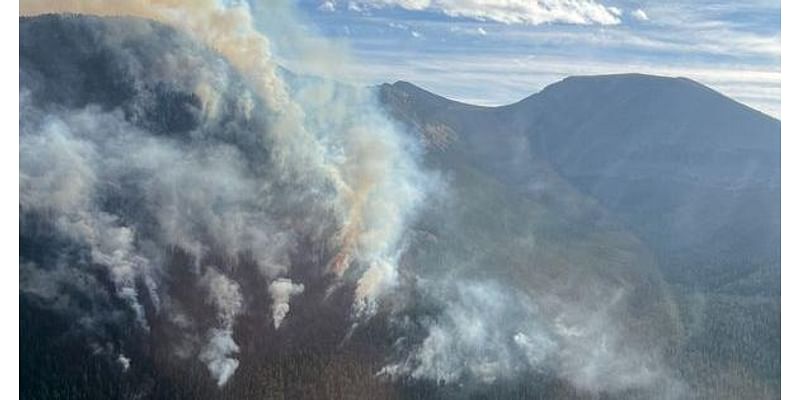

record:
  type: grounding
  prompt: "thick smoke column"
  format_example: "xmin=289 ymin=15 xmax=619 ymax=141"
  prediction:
xmin=199 ymin=268 xmax=243 ymax=386
xmin=19 ymin=1 xmax=681 ymax=397
xmin=20 ymin=0 xmax=428 ymax=387
xmin=19 ymin=0 xmax=421 ymax=296
xmin=268 ymin=278 xmax=304 ymax=329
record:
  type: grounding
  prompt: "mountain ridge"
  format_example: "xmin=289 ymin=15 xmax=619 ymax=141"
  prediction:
xmin=386 ymin=74 xmax=780 ymax=121
xmin=380 ymin=61 xmax=780 ymax=396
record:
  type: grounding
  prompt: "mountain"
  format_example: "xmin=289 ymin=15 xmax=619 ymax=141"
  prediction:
xmin=382 ymin=74 xmax=780 ymax=292
xmin=20 ymin=14 xmax=779 ymax=400
xmin=380 ymin=75 xmax=780 ymax=395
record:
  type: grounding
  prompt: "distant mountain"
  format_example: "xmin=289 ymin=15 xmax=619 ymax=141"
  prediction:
xmin=382 ymin=74 xmax=780 ymax=287
xmin=380 ymin=75 xmax=780 ymax=395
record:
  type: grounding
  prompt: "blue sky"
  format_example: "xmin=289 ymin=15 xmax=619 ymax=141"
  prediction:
xmin=260 ymin=0 xmax=780 ymax=117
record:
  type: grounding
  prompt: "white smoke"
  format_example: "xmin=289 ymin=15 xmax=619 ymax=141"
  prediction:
xmin=20 ymin=0 xmax=431 ymax=387
xmin=19 ymin=2 xmax=429 ymax=300
xmin=353 ymin=258 xmax=400 ymax=318
xmin=268 ymin=278 xmax=304 ymax=329
xmin=18 ymin=1 xmax=680 ymax=396
xmin=381 ymin=280 xmax=556 ymax=383
xmin=383 ymin=278 xmax=685 ymax=397
xmin=118 ymin=354 xmax=132 ymax=372
xmin=199 ymin=268 xmax=243 ymax=386
xmin=200 ymin=268 xmax=243 ymax=329
xmin=20 ymin=106 xmax=153 ymax=327
xmin=199 ymin=328 xmax=241 ymax=387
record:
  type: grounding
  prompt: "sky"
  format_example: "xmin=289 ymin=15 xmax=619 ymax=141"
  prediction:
xmin=258 ymin=0 xmax=780 ymax=118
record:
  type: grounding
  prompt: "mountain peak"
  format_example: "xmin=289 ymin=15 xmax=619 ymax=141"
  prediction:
xmin=383 ymin=74 xmax=777 ymax=122
xmin=385 ymin=80 xmax=434 ymax=97
xmin=381 ymin=80 xmax=489 ymax=111
xmin=509 ymin=72 xmax=777 ymax=123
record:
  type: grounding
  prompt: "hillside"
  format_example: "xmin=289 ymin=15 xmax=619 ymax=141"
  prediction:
xmin=380 ymin=75 xmax=780 ymax=396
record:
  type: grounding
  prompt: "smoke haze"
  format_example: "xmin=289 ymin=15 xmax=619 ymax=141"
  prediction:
xmin=17 ymin=1 xmax=732 ymax=398
xmin=20 ymin=0 xmax=429 ymax=387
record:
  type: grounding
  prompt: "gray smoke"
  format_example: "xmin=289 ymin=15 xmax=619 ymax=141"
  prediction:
xmin=268 ymin=278 xmax=304 ymax=329
xmin=200 ymin=328 xmax=241 ymax=387
xmin=20 ymin=0 xmax=431 ymax=387
xmin=381 ymin=280 xmax=557 ymax=383
xmin=19 ymin=1 xmax=684 ymax=396
xmin=199 ymin=268 xmax=243 ymax=385
xmin=382 ymin=277 xmax=685 ymax=397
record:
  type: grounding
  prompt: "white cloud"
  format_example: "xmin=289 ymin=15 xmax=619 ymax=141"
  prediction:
xmin=477 ymin=27 xmax=487 ymax=35
xmin=318 ymin=1 xmax=336 ymax=12
xmin=334 ymin=6 xmax=779 ymax=117
xmin=388 ymin=21 xmax=408 ymax=29
xmin=346 ymin=0 xmax=623 ymax=25
xmin=631 ymin=8 xmax=648 ymax=21
xmin=345 ymin=47 xmax=781 ymax=117
xmin=348 ymin=1 xmax=364 ymax=12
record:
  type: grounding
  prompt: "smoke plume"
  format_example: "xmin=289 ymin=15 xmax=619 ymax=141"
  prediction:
xmin=20 ymin=0 xmax=683 ymax=396
xmin=268 ymin=278 xmax=304 ymax=329
xmin=21 ymin=0 xmax=428 ymax=387
xmin=20 ymin=0 xmax=424 ymax=297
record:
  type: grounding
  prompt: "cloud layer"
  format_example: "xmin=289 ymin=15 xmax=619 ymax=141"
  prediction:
xmin=303 ymin=0 xmax=780 ymax=117
xmin=342 ymin=0 xmax=622 ymax=25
